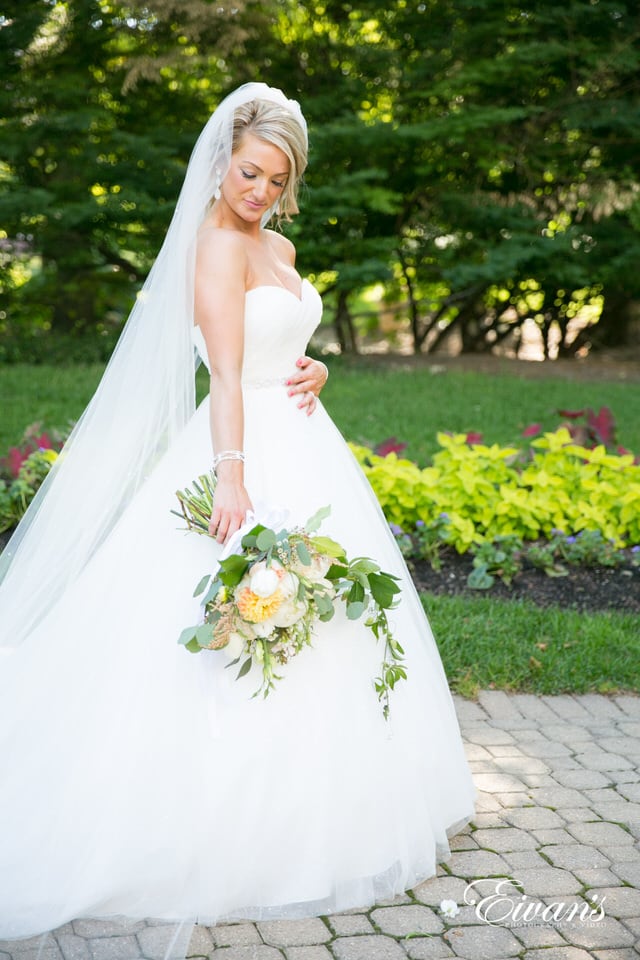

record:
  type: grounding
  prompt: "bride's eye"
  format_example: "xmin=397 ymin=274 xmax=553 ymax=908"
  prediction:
xmin=272 ymin=180 xmax=286 ymax=189
xmin=241 ymin=170 xmax=256 ymax=180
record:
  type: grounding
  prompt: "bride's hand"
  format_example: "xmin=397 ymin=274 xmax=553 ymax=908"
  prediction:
xmin=287 ymin=356 xmax=328 ymax=416
xmin=209 ymin=476 xmax=253 ymax=544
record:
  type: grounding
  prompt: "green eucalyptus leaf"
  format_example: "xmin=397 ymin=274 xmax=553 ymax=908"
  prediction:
xmin=318 ymin=607 xmax=336 ymax=622
xmin=193 ymin=574 xmax=210 ymax=598
xmin=305 ymin=504 xmax=332 ymax=532
xmin=202 ymin=579 xmax=224 ymax=606
xmin=315 ymin=593 xmax=334 ymax=616
xmin=178 ymin=626 xmax=198 ymax=646
xmin=256 ymin=528 xmax=277 ymax=551
xmin=295 ymin=541 xmax=311 ymax=566
xmin=241 ymin=523 xmax=266 ymax=549
xmin=236 ymin=657 xmax=253 ymax=679
xmin=195 ymin=624 xmax=214 ymax=646
xmin=346 ymin=600 xmax=366 ymax=620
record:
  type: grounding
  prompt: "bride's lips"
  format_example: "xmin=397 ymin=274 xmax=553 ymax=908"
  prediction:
xmin=244 ymin=199 xmax=265 ymax=210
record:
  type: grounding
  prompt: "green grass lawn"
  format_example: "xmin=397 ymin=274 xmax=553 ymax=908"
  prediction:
xmin=320 ymin=357 xmax=640 ymax=463
xmin=3 ymin=357 xmax=640 ymax=459
xmin=425 ymin=594 xmax=639 ymax=698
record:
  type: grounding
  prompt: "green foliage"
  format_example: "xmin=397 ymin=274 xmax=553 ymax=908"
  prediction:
xmin=2 ymin=1 xmax=639 ymax=358
xmin=0 ymin=0 xmax=252 ymax=348
xmin=351 ymin=428 xmax=640 ymax=550
xmin=0 ymin=448 xmax=58 ymax=532
xmin=527 ymin=529 xmax=640 ymax=577
xmin=467 ymin=535 xmax=523 ymax=589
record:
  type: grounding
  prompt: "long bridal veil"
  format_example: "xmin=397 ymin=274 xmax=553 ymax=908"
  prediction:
xmin=0 ymin=83 xmax=307 ymax=652
xmin=0 ymin=84 xmax=306 ymax=953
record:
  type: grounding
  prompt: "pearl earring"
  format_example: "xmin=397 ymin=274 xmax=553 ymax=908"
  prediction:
xmin=214 ymin=168 xmax=222 ymax=201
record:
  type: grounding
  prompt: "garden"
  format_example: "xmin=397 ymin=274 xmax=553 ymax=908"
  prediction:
xmin=3 ymin=354 xmax=638 ymax=700
xmin=2 ymin=0 xmax=639 ymax=701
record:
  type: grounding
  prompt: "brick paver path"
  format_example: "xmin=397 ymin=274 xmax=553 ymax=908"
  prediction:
xmin=2 ymin=692 xmax=639 ymax=959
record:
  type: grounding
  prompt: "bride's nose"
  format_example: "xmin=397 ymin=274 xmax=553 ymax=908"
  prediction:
xmin=251 ymin=177 xmax=268 ymax=201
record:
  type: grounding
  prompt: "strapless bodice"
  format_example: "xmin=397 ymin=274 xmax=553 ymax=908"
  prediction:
xmin=192 ymin=279 xmax=322 ymax=384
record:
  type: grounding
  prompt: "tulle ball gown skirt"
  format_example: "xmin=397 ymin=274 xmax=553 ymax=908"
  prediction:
xmin=0 ymin=288 xmax=475 ymax=937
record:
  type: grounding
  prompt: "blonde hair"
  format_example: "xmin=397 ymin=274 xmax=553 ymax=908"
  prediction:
xmin=232 ymin=98 xmax=308 ymax=222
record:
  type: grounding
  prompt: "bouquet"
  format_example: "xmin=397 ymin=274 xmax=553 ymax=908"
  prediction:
xmin=173 ymin=472 xmax=407 ymax=718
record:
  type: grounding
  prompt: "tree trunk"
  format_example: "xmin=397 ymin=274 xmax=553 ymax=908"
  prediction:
xmin=592 ymin=293 xmax=637 ymax=349
xmin=334 ymin=290 xmax=358 ymax=354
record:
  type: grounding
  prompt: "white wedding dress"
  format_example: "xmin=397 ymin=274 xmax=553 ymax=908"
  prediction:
xmin=0 ymin=281 xmax=475 ymax=940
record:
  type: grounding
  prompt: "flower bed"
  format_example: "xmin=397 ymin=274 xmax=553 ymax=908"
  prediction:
xmin=0 ymin=424 xmax=66 ymax=533
xmin=349 ymin=426 xmax=639 ymax=590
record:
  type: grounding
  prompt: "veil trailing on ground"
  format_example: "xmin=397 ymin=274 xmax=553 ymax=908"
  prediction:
xmin=0 ymin=82 xmax=307 ymax=651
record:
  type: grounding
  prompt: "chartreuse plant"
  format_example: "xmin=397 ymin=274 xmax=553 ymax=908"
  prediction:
xmin=351 ymin=428 xmax=640 ymax=554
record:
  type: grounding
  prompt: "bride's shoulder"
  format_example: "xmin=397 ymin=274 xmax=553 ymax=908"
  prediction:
xmin=263 ymin=228 xmax=296 ymax=265
xmin=197 ymin=224 xmax=249 ymax=269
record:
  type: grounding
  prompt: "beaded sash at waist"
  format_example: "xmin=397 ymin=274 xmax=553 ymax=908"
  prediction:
xmin=242 ymin=376 xmax=288 ymax=389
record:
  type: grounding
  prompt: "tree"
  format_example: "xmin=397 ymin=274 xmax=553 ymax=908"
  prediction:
xmin=0 ymin=0 xmax=250 ymax=354
xmin=2 ymin=0 xmax=639 ymax=358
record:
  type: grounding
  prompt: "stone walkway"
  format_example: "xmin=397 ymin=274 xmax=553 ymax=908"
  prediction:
xmin=3 ymin=692 xmax=640 ymax=960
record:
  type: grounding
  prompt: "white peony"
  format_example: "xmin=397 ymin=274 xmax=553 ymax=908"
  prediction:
xmin=276 ymin=570 xmax=298 ymax=600
xmin=295 ymin=553 xmax=332 ymax=582
xmin=249 ymin=562 xmax=280 ymax=598
xmin=270 ymin=597 xmax=308 ymax=629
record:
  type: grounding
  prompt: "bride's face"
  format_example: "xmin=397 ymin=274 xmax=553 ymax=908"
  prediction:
xmin=221 ymin=132 xmax=290 ymax=223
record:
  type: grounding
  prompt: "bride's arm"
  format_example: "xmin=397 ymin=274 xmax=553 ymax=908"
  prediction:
xmin=194 ymin=230 xmax=253 ymax=544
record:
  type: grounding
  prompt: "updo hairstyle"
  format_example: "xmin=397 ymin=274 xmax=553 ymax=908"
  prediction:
xmin=232 ymin=98 xmax=308 ymax=221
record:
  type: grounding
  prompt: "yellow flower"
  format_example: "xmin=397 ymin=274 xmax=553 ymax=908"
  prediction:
xmin=237 ymin=587 xmax=283 ymax=623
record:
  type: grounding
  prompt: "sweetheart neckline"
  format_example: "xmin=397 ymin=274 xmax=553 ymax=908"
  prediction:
xmin=245 ymin=278 xmax=312 ymax=303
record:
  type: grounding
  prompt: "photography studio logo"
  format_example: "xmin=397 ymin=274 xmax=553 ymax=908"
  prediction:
xmin=455 ymin=878 xmax=607 ymax=927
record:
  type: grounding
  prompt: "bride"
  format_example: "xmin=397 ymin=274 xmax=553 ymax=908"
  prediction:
xmin=0 ymin=83 xmax=475 ymax=947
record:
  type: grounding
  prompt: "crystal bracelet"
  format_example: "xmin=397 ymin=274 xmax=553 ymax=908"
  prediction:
xmin=213 ymin=449 xmax=245 ymax=472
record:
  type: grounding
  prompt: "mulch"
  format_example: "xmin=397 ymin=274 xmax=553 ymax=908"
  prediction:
xmin=2 ymin=530 xmax=638 ymax=614
xmin=411 ymin=551 xmax=640 ymax=615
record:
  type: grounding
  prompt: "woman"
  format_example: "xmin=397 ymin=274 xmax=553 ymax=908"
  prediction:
xmin=0 ymin=84 xmax=475 ymax=947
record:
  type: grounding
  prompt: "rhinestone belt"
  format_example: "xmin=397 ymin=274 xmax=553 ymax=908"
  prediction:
xmin=242 ymin=376 xmax=288 ymax=389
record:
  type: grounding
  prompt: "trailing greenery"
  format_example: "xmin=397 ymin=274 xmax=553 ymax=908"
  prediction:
xmin=425 ymin=594 xmax=640 ymax=698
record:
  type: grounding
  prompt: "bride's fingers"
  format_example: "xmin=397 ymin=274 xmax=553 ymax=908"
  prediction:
xmin=287 ymin=377 xmax=314 ymax=397
xmin=297 ymin=390 xmax=313 ymax=409
xmin=215 ymin=519 xmax=228 ymax=543
xmin=222 ymin=511 xmax=247 ymax=544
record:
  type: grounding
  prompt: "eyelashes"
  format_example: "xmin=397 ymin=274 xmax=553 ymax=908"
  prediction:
xmin=241 ymin=170 xmax=286 ymax=189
